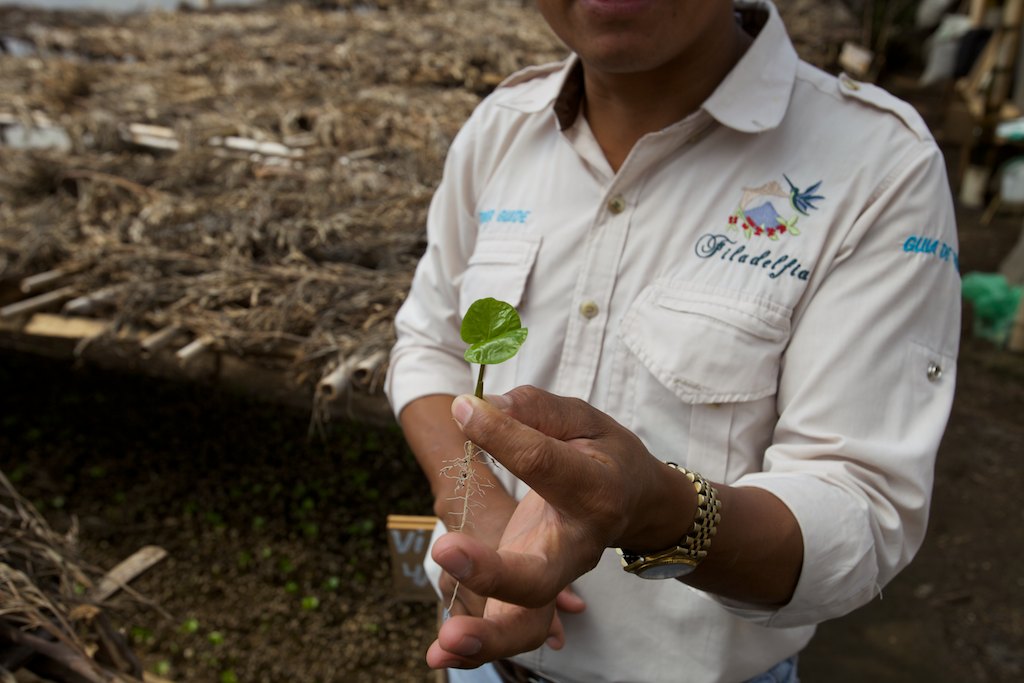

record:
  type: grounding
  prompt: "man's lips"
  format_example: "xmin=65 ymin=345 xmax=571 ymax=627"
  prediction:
xmin=577 ymin=0 xmax=658 ymax=20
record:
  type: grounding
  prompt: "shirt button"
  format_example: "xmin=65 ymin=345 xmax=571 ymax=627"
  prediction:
xmin=607 ymin=195 xmax=626 ymax=215
xmin=927 ymin=362 xmax=942 ymax=382
xmin=579 ymin=300 xmax=599 ymax=319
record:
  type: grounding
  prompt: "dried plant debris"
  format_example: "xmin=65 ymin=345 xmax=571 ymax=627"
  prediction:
xmin=0 ymin=0 xmax=856 ymax=401
xmin=0 ymin=471 xmax=147 ymax=683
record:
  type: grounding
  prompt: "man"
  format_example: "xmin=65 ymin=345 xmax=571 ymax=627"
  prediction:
xmin=385 ymin=1 xmax=961 ymax=681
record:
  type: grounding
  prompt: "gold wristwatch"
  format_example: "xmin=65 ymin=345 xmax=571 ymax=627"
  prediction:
xmin=616 ymin=463 xmax=721 ymax=579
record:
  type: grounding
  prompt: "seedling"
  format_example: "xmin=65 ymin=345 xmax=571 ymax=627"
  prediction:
xmin=460 ymin=297 xmax=529 ymax=400
xmin=440 ymin=297 xmax=528 ymax=614
xmin=130 ymin=626 xmax=154 ymax=646
xmin=236 ymin=550 xmax=252 ymax=570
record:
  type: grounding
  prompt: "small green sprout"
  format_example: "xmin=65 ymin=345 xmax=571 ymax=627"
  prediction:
xmin=236 ymin=550 xmax=252 ymax=570
xmin=129 ymin=626 xmax=153 ymax=645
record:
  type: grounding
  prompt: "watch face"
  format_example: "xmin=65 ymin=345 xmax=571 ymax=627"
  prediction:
xmin=636 ymin=561 xmax=697 ymax=580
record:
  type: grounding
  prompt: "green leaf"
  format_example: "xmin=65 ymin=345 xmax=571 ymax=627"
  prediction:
xmin=461 ymin=298 xmax=528 ymax=365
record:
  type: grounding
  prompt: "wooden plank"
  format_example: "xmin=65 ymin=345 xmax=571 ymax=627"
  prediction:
xmin=387 ymin=511 xmax=440 ymax=528
xmin=23 ymin=314 xmax=110 ymax=340
xmin=0 ymin=317 xmax=395 ymax=426
xmin=89 ymin=546 xmax=168 ymax=603
xmin=970 ymin=0 xmax=992 ymax=27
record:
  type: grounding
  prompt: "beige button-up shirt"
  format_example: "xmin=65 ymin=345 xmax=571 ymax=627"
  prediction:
xmin=386 ymin=2 xmax=960 ymax=681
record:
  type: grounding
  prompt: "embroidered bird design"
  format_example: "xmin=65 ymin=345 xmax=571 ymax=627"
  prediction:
xmin=784 ymin=175 xmax=825 ymax=216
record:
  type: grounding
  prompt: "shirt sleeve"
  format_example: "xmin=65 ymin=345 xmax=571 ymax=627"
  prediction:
xmin=714 ymin=142 xmax=961 ymax=627
xmin=384 ymin=115 xmax=481 ymax=418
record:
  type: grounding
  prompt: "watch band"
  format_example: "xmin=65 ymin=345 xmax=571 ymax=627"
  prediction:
xmin=617 ymin=463 xmax=722 ymax=572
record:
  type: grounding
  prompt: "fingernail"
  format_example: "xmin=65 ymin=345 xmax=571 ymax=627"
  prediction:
xmin=451 ymin=395 xmax=474 ymax=428
xmin=453 ymin=635 xmax=482 ymax=656
xmin=441 ymin=548 xmax=472 ymax=580
xmin=546 ymin=636 xmax=562 ymax=650
xmin=484 ymin=393 xmax=512 ymax=410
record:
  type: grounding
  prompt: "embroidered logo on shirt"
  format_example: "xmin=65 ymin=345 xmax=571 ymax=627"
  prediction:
xmin=726 ymin=175 xmax=825 ymax=241
xmin=902 ymin=234 xmax=959 ymax=271
xmin=695 ymin=234 xmax=812 ymax=281
xmin=479 ymin=208 xmax=531 ymax=225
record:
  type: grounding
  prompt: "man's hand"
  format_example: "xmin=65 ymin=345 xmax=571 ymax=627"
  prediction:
xmin=438 ymin=489 xmax=515 ymax=619
xmin=397 ymin=393 xmax=588 ymax=666
xmin=435 ymin=439 xmax=586 ymax=655
xmin=426 ymin=385 xmax=804 ymax=669
xmin=426 ymin=386 xmax=695 ymax=669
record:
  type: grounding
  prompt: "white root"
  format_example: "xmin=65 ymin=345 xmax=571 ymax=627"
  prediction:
xmin=439 ymin=440 xmax=494 ymax=614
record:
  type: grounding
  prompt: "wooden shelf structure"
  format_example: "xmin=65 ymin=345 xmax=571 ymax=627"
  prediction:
xmin=955 ymin=0 xmax=1024 ymax=189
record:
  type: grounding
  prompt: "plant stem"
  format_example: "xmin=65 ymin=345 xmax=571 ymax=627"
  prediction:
xmin=474 ymin=364 xmax=485 ymax=399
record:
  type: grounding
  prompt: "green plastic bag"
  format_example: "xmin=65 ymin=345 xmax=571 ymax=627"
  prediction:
xmin=962 ymin=272 xmax=1023 ymax=345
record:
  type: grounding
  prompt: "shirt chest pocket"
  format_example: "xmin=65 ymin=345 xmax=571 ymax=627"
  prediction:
xmin=458 ymin=236 xmax=541 ymax=391
xmin=458 ymin=236 xmax=541 ymax=315
xmin=616 ymin=282 xmax=791 ymax=481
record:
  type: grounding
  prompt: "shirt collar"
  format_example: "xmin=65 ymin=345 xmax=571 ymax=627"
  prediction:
xmin=703 ymin=1 xmax=799 ymax=133
xmin=498 ymin=1 xmax=798 ymax=134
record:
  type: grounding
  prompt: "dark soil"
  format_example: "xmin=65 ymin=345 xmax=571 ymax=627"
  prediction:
xmin=0 ymin=352 xmax=438 ymax=683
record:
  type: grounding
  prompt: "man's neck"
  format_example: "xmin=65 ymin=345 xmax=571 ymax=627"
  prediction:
xmin=582 ymin=19 xmax=753 ymax=172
